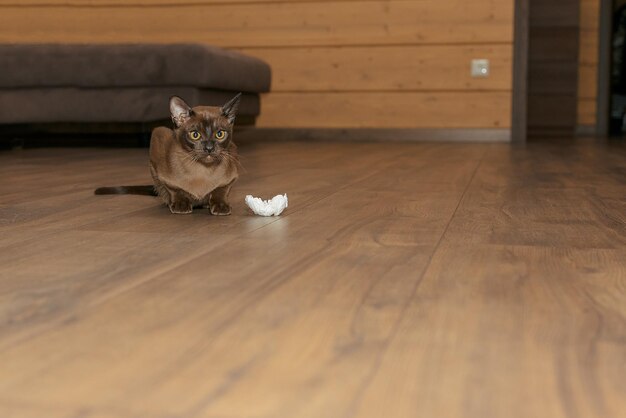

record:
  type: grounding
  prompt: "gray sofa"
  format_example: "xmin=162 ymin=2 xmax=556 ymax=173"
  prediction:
xmin=0 ymin=43 xmax=271 ymax=127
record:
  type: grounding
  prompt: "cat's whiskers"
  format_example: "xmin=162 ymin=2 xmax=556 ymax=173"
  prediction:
xmin=223 ymin=151 xmax=244 ymax=172
xmin=181 ymin=151 xmax=197 ymax=165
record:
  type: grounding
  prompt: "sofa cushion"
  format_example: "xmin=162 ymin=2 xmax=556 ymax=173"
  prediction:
xmin=0 ymin=88 xmax=260 ymax=124
xmin=0 ymin=43 xmax=271 ymax=93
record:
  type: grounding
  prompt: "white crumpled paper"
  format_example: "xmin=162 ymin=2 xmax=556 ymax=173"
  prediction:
xmin=245 ymin=194 xmax=288 ymax=216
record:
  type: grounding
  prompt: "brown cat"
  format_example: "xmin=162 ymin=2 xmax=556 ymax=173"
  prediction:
xmin=95 ymin=94 xmax=241 ymax=215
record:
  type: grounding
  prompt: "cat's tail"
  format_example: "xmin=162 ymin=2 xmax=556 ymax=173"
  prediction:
xmin=94 ymin=185 xmax=157 ymax=196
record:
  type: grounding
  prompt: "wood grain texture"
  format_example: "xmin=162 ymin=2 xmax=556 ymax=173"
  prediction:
xmin=578 ymin=97 xmax=597 ymax=125
xmin=5 ymin=0 xmax=391 ymax=5
xmin=239 ymin=44 xmax=513 ymax=92
xmin=579 ymin=51 xmax=598 ymax=99
xmin=578 ymin=0 xmax=599 ymax=126
xmin=0 ymin=0 xmax=515 ymax=130
xmin=256 ymin=92 xmax=512 ymax=128
xmin=0 ymin=1 xmax=514 ymax=47
xmin=0 ymin=139 xmax=625 ymax=418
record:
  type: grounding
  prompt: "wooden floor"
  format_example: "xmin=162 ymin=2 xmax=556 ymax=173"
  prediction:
xmin=0 ymin=139 xmax=625 ymax=418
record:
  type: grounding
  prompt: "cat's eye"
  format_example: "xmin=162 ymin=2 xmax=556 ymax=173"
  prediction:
xmin=215 ymin=130 xmax=227 ymax=140
xmin=189 ymin=131 xmax=201 ymax=141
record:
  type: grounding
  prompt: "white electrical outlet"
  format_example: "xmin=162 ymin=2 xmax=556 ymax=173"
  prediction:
xmin=471 ymin=59 xmax=490 ymax=78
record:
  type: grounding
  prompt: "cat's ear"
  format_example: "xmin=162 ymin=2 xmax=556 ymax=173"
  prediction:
xmin=222 ymin=93 xmax=242 ymax=124
xmin=170 ymin=96 xmax=193 ymax=127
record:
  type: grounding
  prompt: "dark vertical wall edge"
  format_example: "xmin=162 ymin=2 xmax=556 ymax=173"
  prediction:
xmin=597 ymin=0 xmax=612 ymax=136
xmin=512 ymin=0 xmax=529 ymax=143
xmin=527 ymin=0 xmax=580 ymax=137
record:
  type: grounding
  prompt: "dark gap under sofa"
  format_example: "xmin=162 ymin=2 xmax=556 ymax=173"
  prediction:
xmin=0 ymin=43 xmax=271 ymax=146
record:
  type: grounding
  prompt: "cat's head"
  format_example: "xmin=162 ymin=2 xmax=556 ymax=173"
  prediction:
xmin=169 ymin=93 xmax=241 ymax=163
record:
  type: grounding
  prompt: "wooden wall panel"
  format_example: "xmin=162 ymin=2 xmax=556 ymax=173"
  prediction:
xmin=0 ymin=2 xmax=514 ymax=47
xmin=578 ymin=0 xmax=599 ymax=127
xmin=578 ymin=52 xmax=598 ymax=98
xmin=577 ymin=98 xmax=597 ymax=125
xmin=257 ymin=92 xmax=511 ymax=128
xmin=239 ymin=45 xmax=512 ymax=92
xmin=0 ymin=0 xmax=515 ymax=131
xmin=6 ymin=0 xmax=371 ymax=4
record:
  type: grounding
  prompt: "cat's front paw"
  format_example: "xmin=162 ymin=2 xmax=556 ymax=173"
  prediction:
xmin=169 ymin=201 xmax=193 ymax=214
xmin=210 ymin=201 xmax=231 ymax=216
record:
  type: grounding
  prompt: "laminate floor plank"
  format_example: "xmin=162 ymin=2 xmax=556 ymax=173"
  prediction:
xmin=0 ymin=142 xmax=433 ymax=353
xmin=0 ymin=142 xmax=481 ymax=418
xmin=351 ymin=140 xmax=626 ymax=418
xmin=0 ymin=233 xmax=435 ymax=417
xmin=0 ymin=139 xmax=624 ymax=418
xmin=353 ymin=243 xmax=626 ymax=418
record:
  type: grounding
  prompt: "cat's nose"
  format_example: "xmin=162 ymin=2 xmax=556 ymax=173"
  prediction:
xmin=204 ymin=143 xmax=214 ymax=152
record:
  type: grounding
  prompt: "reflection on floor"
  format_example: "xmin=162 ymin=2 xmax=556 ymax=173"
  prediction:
xmin=1 ymin=139 xmax=625 ymax=418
